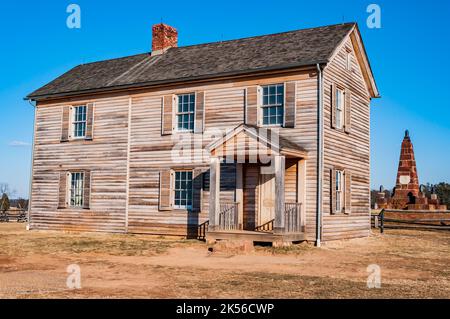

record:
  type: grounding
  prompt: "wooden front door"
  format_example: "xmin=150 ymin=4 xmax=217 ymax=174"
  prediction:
xmin=258 ymin=170 xmax=275 ymax=227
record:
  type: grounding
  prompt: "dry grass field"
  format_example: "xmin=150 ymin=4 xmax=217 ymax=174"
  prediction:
xmin=1 ymin=223 xmax=449 ymax=299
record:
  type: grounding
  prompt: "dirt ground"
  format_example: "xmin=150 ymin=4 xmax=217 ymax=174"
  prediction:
xmin=1 ymin=223 xmax=449 ymax=299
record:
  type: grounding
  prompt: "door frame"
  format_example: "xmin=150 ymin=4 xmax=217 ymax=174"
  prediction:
xmin=258 ymin=167 xmax=276 ymax=227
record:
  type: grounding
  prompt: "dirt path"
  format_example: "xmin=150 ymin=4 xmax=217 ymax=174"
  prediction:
xmin=1 ymin=223 xmax=449 ymax=298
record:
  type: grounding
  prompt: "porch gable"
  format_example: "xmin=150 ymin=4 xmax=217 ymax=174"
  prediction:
xmin=206 ymin=124 xmax=308 ymax=160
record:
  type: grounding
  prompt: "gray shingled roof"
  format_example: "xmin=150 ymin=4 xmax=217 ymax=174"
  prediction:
xmin=27 ymin=23 xmax=355 ymax=100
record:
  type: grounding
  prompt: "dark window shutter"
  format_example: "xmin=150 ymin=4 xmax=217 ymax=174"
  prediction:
xmin=58 ymin=171 xmax=68 ymax=209
xmin=203 ymin=171 xmax=210 ymax=192
xmin=85 ymin=103 xmax=95 ymax=140
xmin=330 ymin=168 xmax=336 ymax=214
xmin=161 ymin=95 xmax=174 ymax=135
xmin=83 ymin=171 xmax=91 ymax=209
xmin=344 ymin=170 xmax=352 ymax=214
xmin=245 ymin=86 xmax=258 ymax=126
xmin=330 ymin=84 xmax=337 ymax=129
xmin=194 ymin=92 xmax=205 ymax=133
xmin=61 ymin=106 xmax=70 ymax=142
xmin=192 ymin=169 xmax=203 ymax=213
xmin=344 ymin=89 xmax=352 ymax=134
xmin=159 ymin=169 xmax=173 ymax=211
xmin=284 ymin=82 xmax=296 ymax=128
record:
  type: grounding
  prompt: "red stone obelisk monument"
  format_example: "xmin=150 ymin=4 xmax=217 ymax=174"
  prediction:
xmin=377 ymin=130 xmax=447 ymax=210
xmin=390 ymin=130 xmax=420 ymax=208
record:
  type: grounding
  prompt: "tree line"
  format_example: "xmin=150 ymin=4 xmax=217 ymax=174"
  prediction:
xmin=371 ymin=182 xmax=450 ymax=209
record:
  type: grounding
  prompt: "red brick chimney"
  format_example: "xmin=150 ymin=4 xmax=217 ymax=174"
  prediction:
xmin=152 ymin=23 xmax=178 ymax=55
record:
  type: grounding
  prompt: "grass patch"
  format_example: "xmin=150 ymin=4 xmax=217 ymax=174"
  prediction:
xmin=0 ymin=227 xmax=201 ymax=257
xmin=255 ymin=242 xmax=314 ymax=255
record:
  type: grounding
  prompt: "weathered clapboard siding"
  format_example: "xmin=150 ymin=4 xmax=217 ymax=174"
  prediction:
xmin=125 ymin=72 xmax=318 ymax=237
xmin=30 ymin=69 xmax=320 ymax=238
xmin=30 ymin=96 xmax=130 ymax=233
xmin=295 ymin=74 xmax=319 ymax=240
xmin=285 ymin=159 xmax=298 ymax=204
xmin=322 ymin=33 xmax=372 ymax=241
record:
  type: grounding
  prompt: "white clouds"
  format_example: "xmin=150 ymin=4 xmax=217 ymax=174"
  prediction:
xmin=9 ymin=140 xmax=31 ymax=147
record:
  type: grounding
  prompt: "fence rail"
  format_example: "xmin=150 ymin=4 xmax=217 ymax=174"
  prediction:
xmin=372 ymin=209 xmax=450 ymax=233
xmin=0 ymin=209 xmax=27 ymax=223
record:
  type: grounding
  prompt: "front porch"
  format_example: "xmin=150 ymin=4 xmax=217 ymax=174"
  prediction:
xmin=205 ymin=124 xmax=308 ymax=245
xmin=207 ymin=202 xmax=306 ymax=244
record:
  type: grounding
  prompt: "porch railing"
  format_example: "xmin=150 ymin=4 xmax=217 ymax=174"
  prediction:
xmin=255 ymin=219 xmax=274 ymax=232
xmin=285 ymin=203 xmax=302 ymax=233
xmin=218 ymin=202 xmax=239 ymax=231
xmin=198 ymin=220 xmax=210 ymax=240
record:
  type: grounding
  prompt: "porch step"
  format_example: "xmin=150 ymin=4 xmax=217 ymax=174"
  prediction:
xmin=207 ymin=230 xmax=306 ymax=244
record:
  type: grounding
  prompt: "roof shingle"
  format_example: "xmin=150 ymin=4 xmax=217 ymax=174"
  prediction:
xmin=27 ymin=23 xmax=355 ymax=100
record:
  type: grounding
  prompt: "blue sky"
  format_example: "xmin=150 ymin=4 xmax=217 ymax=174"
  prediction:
xmin=1 ymin=0 xmax=449 ymax=198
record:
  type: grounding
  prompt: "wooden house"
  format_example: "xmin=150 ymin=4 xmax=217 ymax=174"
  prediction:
xmin=26 ymin=22 xmax=379 ymax=245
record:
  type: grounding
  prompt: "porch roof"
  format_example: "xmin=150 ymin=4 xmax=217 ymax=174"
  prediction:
xmin=206 ymin=124 xmax=308 ymax=159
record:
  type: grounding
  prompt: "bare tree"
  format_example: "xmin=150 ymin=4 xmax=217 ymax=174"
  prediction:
xmin=0 ymin=183 xmax=10 ymax=196
xmin=0 ymin=183 xmax=16 ymax=212
xmin=16 ymin=198 xmax=29 ymax=210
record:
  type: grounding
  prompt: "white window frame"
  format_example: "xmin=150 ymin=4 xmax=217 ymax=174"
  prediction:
xmin=335 ymin=170 xmax=344 ymax=213
xmin=71 ymin=105 xmax=87 ymax=139
xmin=69 ymin=172 xmax=84 ymax=208
xmin=335 ymin=88 xmax=345 ymax=130
xmin=176 ymin=93 xmax=195 ymax=132
xmin=346 ymin=51 xmax=352 ymax=71
xmin=173 ymin=170 xmax=193 ymax=210
xmin=260 ymin=84 xmax=284 ymax=126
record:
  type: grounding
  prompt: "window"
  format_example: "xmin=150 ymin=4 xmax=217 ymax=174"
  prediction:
xmin=346 ymin=52 xmax=352 ymax=71
xmin=174 ymin=171 xmax=193 ymax=209
xmin=335 ymin=170 xmax=344 ymax=213
xmin=261 ymin=84 xmax=284 ymax=126
xmin=335 ymin=88 xmax=345 ymax=129
xmin=176 ymin=93 xmax=195 ymax=132
xmin=72 ymin=105 xmax=87 ymax=138
xmin=70 ymin=172 xmax=84 ymax=207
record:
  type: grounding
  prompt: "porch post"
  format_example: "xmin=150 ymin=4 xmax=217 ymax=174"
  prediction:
xmin=236 ymin=163 xmax=244 ymax=230
xmin=298 ymin=159 xmax=307 ymax=231
xmin=274 ymin=155 xmax=286 ymax=233
xmin=209 ymin=156 xmax=221 ymax=230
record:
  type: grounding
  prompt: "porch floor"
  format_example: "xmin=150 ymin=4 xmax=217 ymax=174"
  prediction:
xmin=206 ymin=230 xmax=306 ymax=244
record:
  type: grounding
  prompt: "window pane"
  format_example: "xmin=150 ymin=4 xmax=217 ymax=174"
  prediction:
xmin=174 ymin=171 xmax=193 ymax=209
xmin=277 ymin=85 xmax=284 ymax=95
xmin=270 ymin=107 xmax=276 ymax=116
xmin=269 ymin=94 xmax=276 ymax=105
xmin=276 ymin=94 xmax=283 ymax=105
xmin=261 ymin=84 xmax=284 ymax=125
xmin=176 ymin=94 xmax=195 ymax=132
xmin=269 ymin=86 xmax=276 ymax=95
xmin=336 ymin=109 xmax=342 ymax=129
xmin=270 ymin=116 xmax=276 ymax=125
xmin=73 ymin=106 xmax=87 ymax=138
xmin=277 ymin=115 xmax=283 ymax=124
xmin=336 ymin=90 xmax=343 ymax=110
xmin=70 ymin=172 xmax=84 ymax=207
